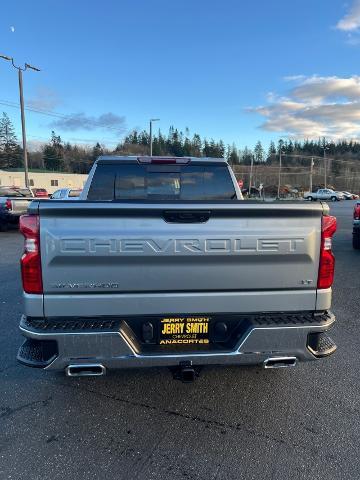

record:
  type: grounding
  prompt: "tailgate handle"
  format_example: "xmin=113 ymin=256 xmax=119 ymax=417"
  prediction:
xmin=163 ymin=210 xmax=210 ymax=223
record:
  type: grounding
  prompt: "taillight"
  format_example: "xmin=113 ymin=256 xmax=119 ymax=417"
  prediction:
xmin=19 ymin=215 xmax=43 ymax=294
xmin=5 ymin=199 xmax=12 ymax=211
xmin=318 ymin=215 xmax=337 ymax=289
xmin=354 ymin=203 xmax=360 ymax=220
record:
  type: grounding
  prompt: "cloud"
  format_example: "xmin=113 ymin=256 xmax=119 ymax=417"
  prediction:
xmin=248 ymin=75 xmax=360 ymax=139
xmin=10 ymin=26 xmax=15 ymax=33
xmin=50 ymin=112 xmax=126 ymax=135
xmin=291 ymin=75 xmax=360 ymax=102
xmin=336 ymin=0 xmax=360 ymax=31
xmin=27 ymin=87 xmax=60 ymax=111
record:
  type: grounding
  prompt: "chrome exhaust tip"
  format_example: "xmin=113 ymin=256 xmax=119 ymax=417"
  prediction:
xmin=65 ymin=364 xmax=106 ymax=377
xmin=263 ymin=357 xmax=297 ymax=369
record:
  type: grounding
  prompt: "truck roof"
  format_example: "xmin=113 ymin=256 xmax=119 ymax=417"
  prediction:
xmin=96 ymin=155 xmax=227 ymax=164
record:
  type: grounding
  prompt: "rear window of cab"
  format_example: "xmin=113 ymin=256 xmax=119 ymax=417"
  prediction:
xmin=87 ymin=163 xmax=236 ymax=201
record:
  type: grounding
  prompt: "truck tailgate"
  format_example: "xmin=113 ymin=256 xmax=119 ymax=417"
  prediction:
xmin=11 ymin=198 xmax=33 ymax=215
xmin=35 ymin=202 xmax=324 ymax=304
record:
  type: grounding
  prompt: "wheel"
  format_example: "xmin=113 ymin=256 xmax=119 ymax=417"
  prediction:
xmin=307 ymin=196 xmax=314 ymax=201
xmin=353 ymin=232 xmax=360 ymax=250
xmin=331 ymin=196 xmax=337 ymax=202
xmin=0 ymin=222 xmax=8 ymax=232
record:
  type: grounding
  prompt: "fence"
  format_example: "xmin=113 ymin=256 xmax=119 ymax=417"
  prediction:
xmin=232 ymin=157 xmax=360 ymax=195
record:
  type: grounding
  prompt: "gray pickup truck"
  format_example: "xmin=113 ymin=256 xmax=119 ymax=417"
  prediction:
xmin=17 ymin=156 xmax=337 ymax=381
xmin=0 ymin=186 xmax=34 ymax=231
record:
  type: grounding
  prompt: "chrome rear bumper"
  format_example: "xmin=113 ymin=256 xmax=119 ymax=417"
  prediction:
xmin=18 ymin=311 xmax=336 ymax=371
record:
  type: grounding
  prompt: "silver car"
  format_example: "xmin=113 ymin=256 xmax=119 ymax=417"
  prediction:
xmin=50 ymin=188 xmax=82 ymax=200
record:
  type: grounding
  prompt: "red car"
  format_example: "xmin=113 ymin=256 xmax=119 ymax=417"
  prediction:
xmin=32 ymin=188 xmax=49 ymax=198
xmin=353 ymin=201 xmax=360 ymax=249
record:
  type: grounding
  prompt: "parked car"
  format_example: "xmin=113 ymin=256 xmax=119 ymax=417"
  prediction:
xmin=341 ymin=191 xmax=359 ymax=200
xmin=17 ymin=155 xmax=337 ymax=381
xmin=0 ymin=186 xmax=34 ymax=231
xmin=50 ymin=188 xmax=82 ymax=200
xmin=353 ymin=201 xmax=360 ymax=249
xmin=32 ymin=188 xmax=49 ymax=198
xmin=304 ymin=189 xmax=343 ymax=202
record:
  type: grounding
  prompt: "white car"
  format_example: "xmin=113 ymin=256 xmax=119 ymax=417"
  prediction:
xmin=341 ymin=191 xmax=359 ymax=200
xmin=50 ymin=188 xmax=82 ymax=200
xmin=304 ymin=189 xmax=343 ymax=202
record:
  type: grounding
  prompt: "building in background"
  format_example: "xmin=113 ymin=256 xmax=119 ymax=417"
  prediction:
xmin=0 ymin=170 xmax=88 ymax=193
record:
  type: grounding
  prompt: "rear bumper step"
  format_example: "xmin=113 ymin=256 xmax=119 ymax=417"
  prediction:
xmin=17 ymin=338 xmax=58 ymax=368
xmin=307 ymin=332 xmax=337 ymax=357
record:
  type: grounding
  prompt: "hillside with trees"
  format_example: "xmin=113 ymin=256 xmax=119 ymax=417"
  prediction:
xmin=0 ymin=112 xmax=359 ymax=191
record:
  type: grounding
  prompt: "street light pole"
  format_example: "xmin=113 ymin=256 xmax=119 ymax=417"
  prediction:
xmin=0 ymin=55 xmax=40 ymax=188
xmin=149 ymin=118 xmax=160 ymax=156
xmin=310 ymin=157 xmax=314 ymax=193
xmin=323 ymin=147 xmax=328 ymax=188
xmin=249 ymin=154 xmax=254 ymax=198
xmin=277 ymin=142 xmax=284 ymax=199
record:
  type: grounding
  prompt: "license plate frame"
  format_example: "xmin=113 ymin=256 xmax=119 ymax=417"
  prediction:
xmin=159 ymin=316 xmax=211 ymax=346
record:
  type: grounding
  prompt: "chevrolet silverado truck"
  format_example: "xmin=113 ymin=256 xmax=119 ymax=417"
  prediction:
xmin=17 ymin=156 xmax=337 ymax=381
xmin=353 ymin=201 xmax=360 ymax=249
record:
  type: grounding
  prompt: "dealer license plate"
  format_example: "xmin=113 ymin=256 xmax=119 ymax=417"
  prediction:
xmin=159 ymin=316 xmax=210 ymax=345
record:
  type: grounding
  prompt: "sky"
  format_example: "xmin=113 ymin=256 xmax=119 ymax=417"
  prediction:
xmin=1 ymin=0 xmax=360 ymax=150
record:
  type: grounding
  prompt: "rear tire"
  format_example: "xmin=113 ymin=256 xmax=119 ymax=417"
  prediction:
xmin=353 ymin=232 xmax=360 ymax=250
xmin=331 ymin=196 xmax=337 ymax=202
xmin=0 ymin=222 xmax=8 ymax=232
xmin=307 ymin=196 xmax=314 ymax=201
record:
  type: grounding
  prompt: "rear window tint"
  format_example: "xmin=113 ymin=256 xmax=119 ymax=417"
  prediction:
xmin=88 ymin=163 xmax=236 ymax=201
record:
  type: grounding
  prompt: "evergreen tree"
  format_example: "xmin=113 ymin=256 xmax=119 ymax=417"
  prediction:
xmin=241 ymin=146 xmax=253 ymax=165
xmin=191 ymin=134 xmax=202 ymax=157
xmin=228 ymin=144 xmax=239 ymax=165
xmin=0 ymin=112 xmax=21 ymax=168
xmin=43 ymin=131 xmax=64 ymax=171
xmin=92 ymin=142 xmax=104 ymax=160
xmin=254 ymin=140 xmax=265 ymax=163
xmin=267 ymin=141 xmax=276 ymax=162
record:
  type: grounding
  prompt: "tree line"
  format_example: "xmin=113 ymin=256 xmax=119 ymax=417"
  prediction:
xmin=1 ymin=111 xmax=360 ymax=177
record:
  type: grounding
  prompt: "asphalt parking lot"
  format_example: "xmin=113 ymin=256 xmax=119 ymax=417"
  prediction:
xmin=0 ymin=201 xmax=359 ymax=480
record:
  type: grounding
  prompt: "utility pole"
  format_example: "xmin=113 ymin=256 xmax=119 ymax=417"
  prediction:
xmin=0 ymin=54 xmax=40 ymax=188
xmin=149 ymin=118 xmax=160 ymax=156
xmin=249 ymin=154 xmax=254 ymax=198
xmin=310 ymin=157 xmax=314 ymax=193
xmin=18 ymin=68 xmax=29 ymax=187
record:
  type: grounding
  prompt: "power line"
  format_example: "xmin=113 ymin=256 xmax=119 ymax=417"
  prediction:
xmin=269 ymin=152 xmax=360 ymax=167
xmin=0 ymin=99 xmax=125 ymax=135
xmin=0 ymin=100 xmax=122 ymax=145
xmin=26 ymin=134 xmax=119 ymax=145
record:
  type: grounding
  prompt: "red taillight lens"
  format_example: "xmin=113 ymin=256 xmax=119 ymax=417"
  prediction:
xmin=318 ymin=215 xmax=336 ymax=289
xmin=354 ymin=204 xmax=360 ymax=220
xmin=5 ymin=199 xmax=12 ymax=210
xmin=19 ymin=215 xmax=43 ymax=294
